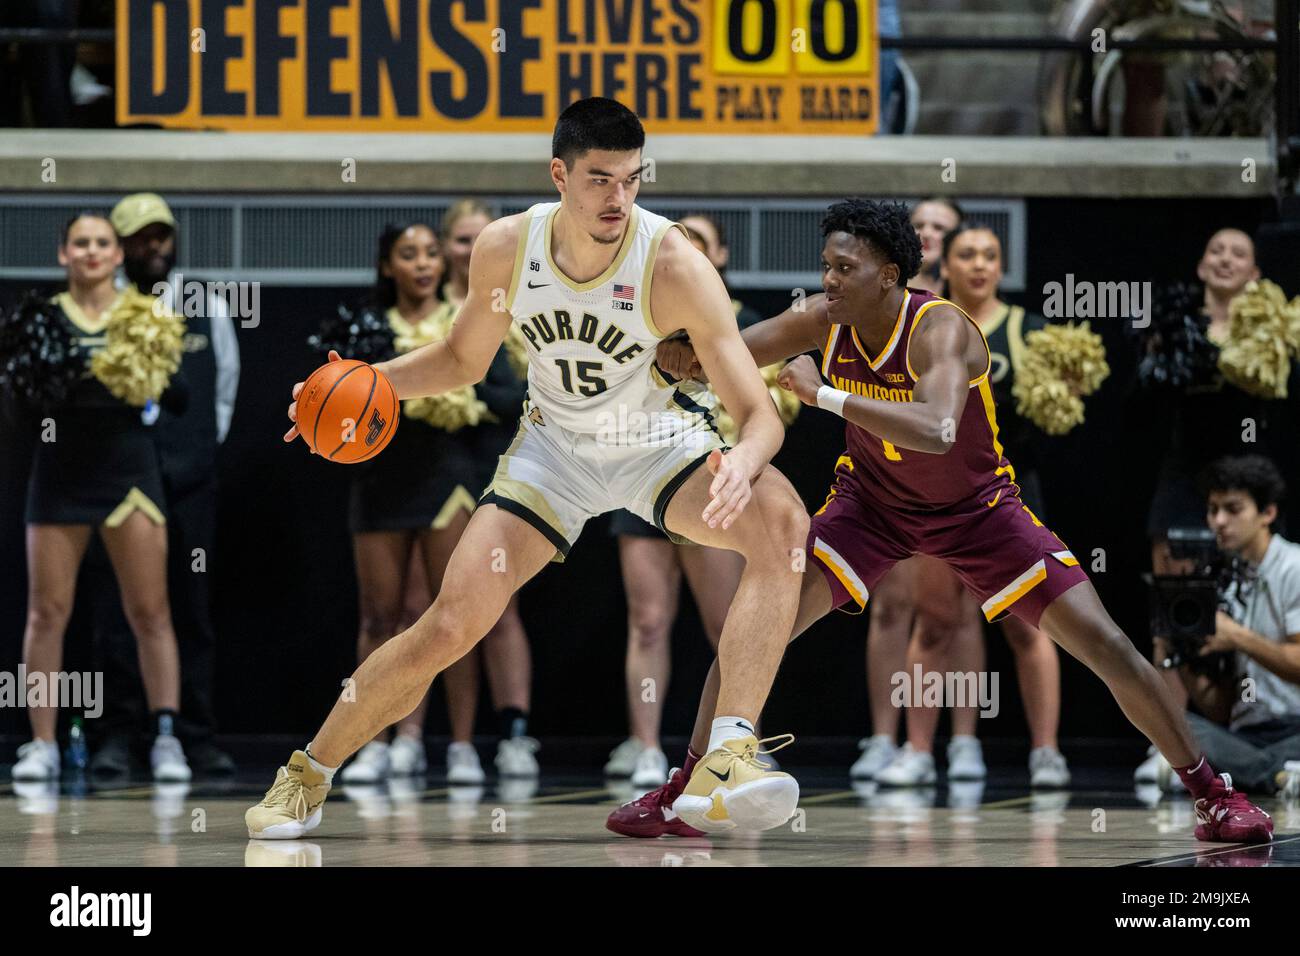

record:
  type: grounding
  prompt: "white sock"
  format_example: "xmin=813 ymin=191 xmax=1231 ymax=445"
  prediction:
xmin=708 ymin=717 xmax=757 ymax=754
xmin=304 ymin=744 xmax=337 ymax=783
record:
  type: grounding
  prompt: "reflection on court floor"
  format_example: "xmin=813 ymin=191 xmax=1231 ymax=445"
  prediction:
xmin=2 ymin=770 xmax=1296 ymax=867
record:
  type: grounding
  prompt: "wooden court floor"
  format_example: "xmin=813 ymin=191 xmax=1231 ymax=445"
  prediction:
xmin=2 ymin=770 xmax=1297 ymax=867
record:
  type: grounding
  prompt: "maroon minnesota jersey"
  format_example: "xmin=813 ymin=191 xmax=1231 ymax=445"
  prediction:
xmin=819 ymin=288 xmax=1017 ymax=512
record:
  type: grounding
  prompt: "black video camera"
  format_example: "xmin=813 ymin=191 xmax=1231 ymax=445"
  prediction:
xmin=1146 ymin=527 xmax=1252 ymax=676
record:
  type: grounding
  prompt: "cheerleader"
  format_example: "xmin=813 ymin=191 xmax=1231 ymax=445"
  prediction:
xmin=438 ymin=200 xmax=537 ymax=781
xmin=909 ymin=198 xmax=963 ymax=296
xmin=1146 ymin=229 xmax=1268 ymax=575
xmin=331 ymin=209 xmax=532 ymax=786
xmin=5 ymin=213 xmax=190 ymax=782
xmin=1135 ymin=228 xmax=1299 ymax=786
xmin=867 ymin=224 xmax=1106 ymax=789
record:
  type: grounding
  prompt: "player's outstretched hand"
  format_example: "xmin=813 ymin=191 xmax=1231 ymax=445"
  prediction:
xmin=284 ymin=349 xmax=343 ymax=445
xmin=702 ymin=447 xmax=753 ymax=531
xmin=777 ymin=354 xmax=823 ymax=406
xmin=654 ymin=336 xmax=704 ymax=381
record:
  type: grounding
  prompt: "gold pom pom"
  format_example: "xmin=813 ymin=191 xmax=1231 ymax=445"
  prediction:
xmin=403 ymin=386 xmax=492 ymax=432
xmin=764 ymin=361 xmax=803 ymax=428
xmin=393 ymin=302 xmax=494 ymax=431
xmin=713 ymin=362 xmax=801 ymax=444
xmin=89 ymin=288 xmax=183 ymax=407
xmin=1218 ymin=279 xmax=1300 ymax=399
xmin=502 ymin=325 xmax=531 ymax=381
xmin=1011 ymin=322 xmax=1110 ymax=436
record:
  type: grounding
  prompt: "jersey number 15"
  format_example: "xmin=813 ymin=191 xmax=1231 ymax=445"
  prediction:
xmin=555 ymin=359 xmax=607 ymax=397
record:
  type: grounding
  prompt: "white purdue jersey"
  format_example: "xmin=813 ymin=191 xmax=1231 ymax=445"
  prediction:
xmin=505 ymin=201 xmax=716 ymax=441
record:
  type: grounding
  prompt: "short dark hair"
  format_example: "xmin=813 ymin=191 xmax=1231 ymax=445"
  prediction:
xmin=821 ymin=199 xmax=922 ymax=281
xmin=1201 ymin=455 xmax=1287 ymax=514
xmin=552 ymin=98 xmax=644 ymax=168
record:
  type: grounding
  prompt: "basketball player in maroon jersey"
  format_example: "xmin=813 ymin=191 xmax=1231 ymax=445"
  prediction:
xmin=610 ymin=199 xmax=1271 ymax=843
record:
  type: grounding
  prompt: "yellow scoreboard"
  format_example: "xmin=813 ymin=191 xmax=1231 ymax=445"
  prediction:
xmin=117 ymin=0 xmax=878 ymax=133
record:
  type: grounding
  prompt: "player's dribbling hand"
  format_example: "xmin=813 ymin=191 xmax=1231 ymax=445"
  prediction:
xmin=702 ymin=447 xmax=753 ymax=531
xmin=284 ymin=349 xmax=342 ymax=446
xmin=777 ymin=355 xmax=823 ymax=406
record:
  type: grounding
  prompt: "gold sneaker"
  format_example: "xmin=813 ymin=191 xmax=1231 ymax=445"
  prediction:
xmin=671 ymin=734 xmax=798 ymax=833
xmin=246 ymin=751 xmax=331 ymax=840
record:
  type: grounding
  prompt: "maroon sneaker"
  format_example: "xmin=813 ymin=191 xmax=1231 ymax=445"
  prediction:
xmin=606 ymin=768 xmax=705 ymax=838
xmin=1194 ymin=775 xmax=1273 ymax=844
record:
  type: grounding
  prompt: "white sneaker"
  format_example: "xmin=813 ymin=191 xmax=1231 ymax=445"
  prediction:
xmin=495 ymin=737 xmax=540 ymax=778
xmin=12 ymin=740 xmax=60 ymax=781
xmin=447 ymin=742 xmax=486 ymax=784
xmin=1155 ymin=754 xmax=1185 ymax=793
xmin=14 ymin=780 xmax=59 ymax=814
xmin=604 ymin=737 xmax=645 ymax=777
xmin=1029 ymin=746 xmax=1071 ymax=788
xmin=1278 ymin=761 xmax=1300 ymax=802
xmin=341 ymin=740 xmax=390 ymax=783
xmin=946 ymin=736 xmax=986 ymax=780
xmin=850 ymin=735 xmax=898 ymax=780
xmin=150 ymin=734 xmax=192 ymax=782
xmin=1134 ymin=745 xmax=1160 ymax=783
xmin=875 ymin=743 xmax=937 ymax=787
xmin=630 ymin=746 xmax=668 ymax=788
xmin=388 ymin=735 xmax=427 ymax=776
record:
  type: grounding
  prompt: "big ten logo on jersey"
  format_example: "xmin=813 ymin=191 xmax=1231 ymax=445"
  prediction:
xmin=612 ymin=282 xmax=636 ymax=312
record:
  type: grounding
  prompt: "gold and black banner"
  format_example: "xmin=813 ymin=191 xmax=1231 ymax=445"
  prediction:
xmin=116 ymin=0 xmax=878 ymax=133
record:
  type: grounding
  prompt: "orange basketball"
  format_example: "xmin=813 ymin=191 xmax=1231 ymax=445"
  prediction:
xmin=296 ymin=359 xmax=399 ymax=463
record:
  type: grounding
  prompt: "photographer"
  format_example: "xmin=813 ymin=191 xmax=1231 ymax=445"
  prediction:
xmin=1164 ymin=456 xmax=1300 ymax=795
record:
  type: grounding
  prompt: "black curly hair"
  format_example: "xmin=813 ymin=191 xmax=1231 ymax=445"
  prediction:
xmin=1200 ymin=455 xmax=1286 ymax=516
xmin=821 ymin=199 xmax=922 ymax=282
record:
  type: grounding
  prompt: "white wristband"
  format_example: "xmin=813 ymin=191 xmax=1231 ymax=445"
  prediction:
xmin=816 ymin=384 xmax=850 ymax=417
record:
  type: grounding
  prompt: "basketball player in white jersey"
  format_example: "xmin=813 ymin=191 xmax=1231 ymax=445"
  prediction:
xmin=247 ymin=97 xmax=808 ymax=839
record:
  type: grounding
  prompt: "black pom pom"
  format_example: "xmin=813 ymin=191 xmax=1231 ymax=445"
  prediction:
xmin=0 ymin=290 xmax=86 ymax=407
xmin=1131 ymin=281 xmax=1220 ymax=392
xmin=308 ymin=303 xmax=396 ymax=363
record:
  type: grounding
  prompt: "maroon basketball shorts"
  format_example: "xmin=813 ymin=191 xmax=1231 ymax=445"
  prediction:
xmin=807 ymin=471 xmax=1089 ymax=628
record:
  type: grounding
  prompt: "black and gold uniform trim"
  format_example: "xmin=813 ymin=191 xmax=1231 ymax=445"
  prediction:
xmin=479 ymin=490 xmax=572 ymax=558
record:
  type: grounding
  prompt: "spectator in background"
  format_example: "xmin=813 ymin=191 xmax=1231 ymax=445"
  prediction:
xmin=876 ymin=0 xmax=904 ymax=132
xmin=87 ymin=193 xmax=240 ymax=777
xmin=1148 ymin=455 xmax=1300 ymax=795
